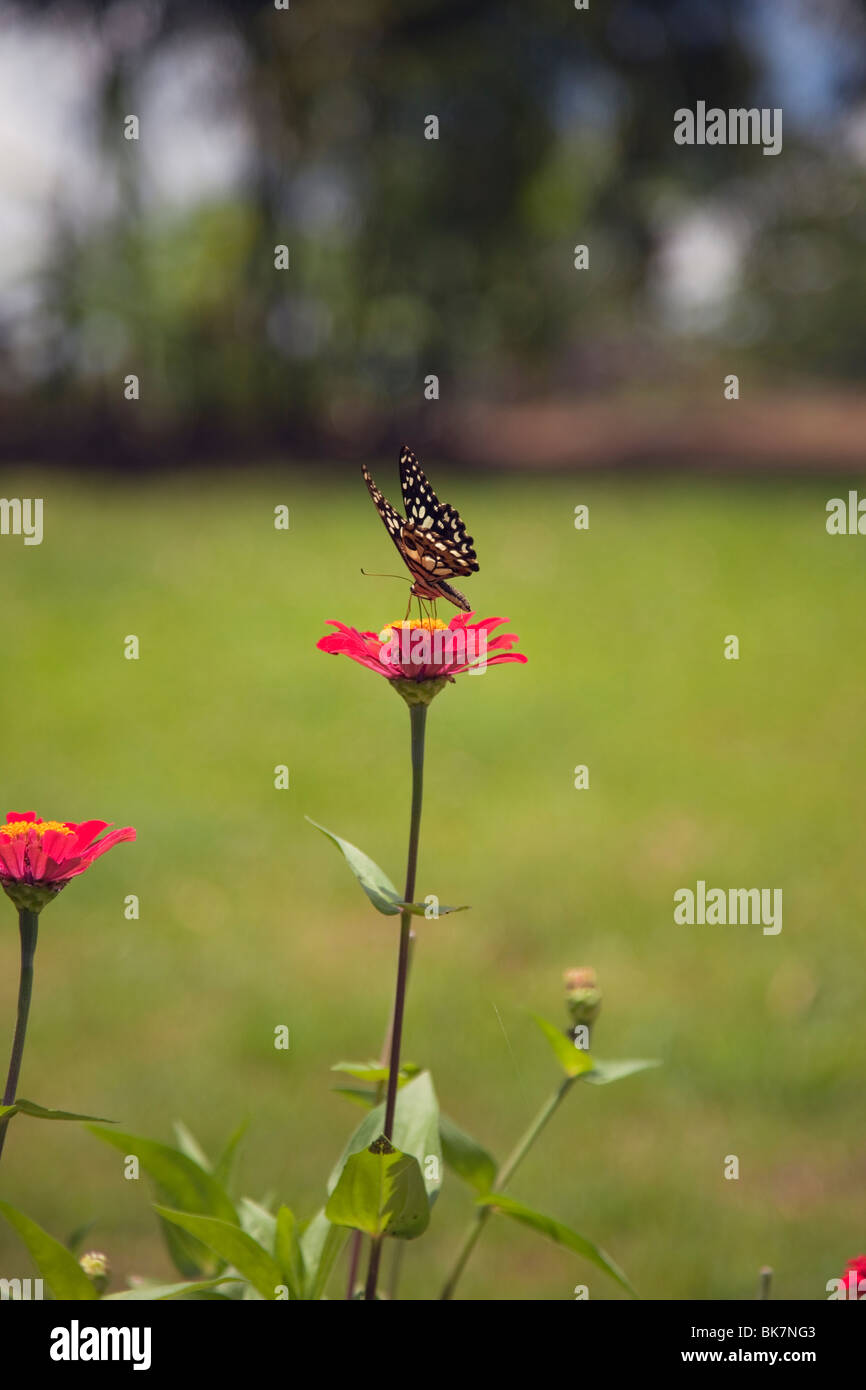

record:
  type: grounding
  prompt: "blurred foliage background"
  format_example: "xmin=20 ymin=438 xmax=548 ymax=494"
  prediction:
xmin=2 ymin=0 xmax=866 ymax=463
xmin=0 ymin=0 xmax=864 ymax=1301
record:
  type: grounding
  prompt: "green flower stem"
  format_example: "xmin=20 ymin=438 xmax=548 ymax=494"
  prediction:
xmin=344 ymin=1230 xmax=363 ymax=1300
xmin=345 ymin=929 xmax=420 ymax=1299
xmin=364 ymin=702 xmax=427 ymax=1302
xmin=440 ymin=1073 xmax=577 ymax=1300
xmin=0 ymin=910 xmax=40 ymax=1164
xmin=386 ymin=1240 xmax=406 ymax=1301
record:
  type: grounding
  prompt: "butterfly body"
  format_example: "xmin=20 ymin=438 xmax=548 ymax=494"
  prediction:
xmin=362 ymin=446 xmax=479 ymax=611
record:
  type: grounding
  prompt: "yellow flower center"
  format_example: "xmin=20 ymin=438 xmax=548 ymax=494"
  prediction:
xmin=378 ymin=618 xmax=449 ymax=642
xmin=1 ymin=820 xmax=73 ymax=839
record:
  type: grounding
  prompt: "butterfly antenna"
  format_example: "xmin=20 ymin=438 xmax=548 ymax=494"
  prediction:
xmin=360 ymin=568 xmax=412 ymax=584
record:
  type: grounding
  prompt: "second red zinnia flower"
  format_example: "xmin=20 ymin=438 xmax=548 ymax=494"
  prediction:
xmin=0 ymin=812 xmax=137 ymax=914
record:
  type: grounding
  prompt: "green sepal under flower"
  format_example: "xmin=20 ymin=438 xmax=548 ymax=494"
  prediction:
xmin=389 ymin=676 xmax=451 ymax=706
xmin=1 ymin=881 xmax=65 ymax=914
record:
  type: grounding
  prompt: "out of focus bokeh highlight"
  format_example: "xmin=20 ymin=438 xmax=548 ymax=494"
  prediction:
xmin=0 ymin=0 xmax=864 ymax=1301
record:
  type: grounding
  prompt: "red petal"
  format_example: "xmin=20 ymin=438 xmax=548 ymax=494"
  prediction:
xmin=0 ymin=838 xmax=26 ymax=878
xmin=70 ymin=820 xmax=109 ymax=851
xmin=77 ymin=826 xmax=137 ymax=866
xmin=42 ymin=827 xmax=80 ymax=864
xmin=43 ymin=857 xmax=84 ymax=882
xmin=318 ymin=623 xmax=393 ymax=678
xmin=25 ymin=833 xmax=51 ymax=881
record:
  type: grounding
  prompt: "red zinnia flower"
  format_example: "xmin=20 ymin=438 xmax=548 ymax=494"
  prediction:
xmin=842 ymin=1255 xmax=866 ymax=1299
xmin=0 ymin=812 xmax=136 ymax=913
xmin=317 ymin=614 xmax=526 ymax=704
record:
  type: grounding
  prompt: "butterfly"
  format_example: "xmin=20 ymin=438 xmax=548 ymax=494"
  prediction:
xmin=362 ymin=446 xmax=479 ymax=611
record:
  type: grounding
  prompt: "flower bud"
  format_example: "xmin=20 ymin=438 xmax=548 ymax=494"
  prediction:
xmin=564 ymin=967 xmax=601 ymax=1028
xmin=79 ymin=1250 xmax=110 ymax=1293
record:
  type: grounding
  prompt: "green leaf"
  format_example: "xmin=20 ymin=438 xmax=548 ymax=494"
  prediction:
xmin=330 ymin=1061 xmax=419 ymax=1108
xmin=306 ymin=817 xmax=403 ymax=915
xmin=476 ymin=1194 xmax=637 ymax=1297
xmin=275 ymin=1206 xmax=304 ymax=1300
xmin=65 ymin=1220 xmax=97 ymax=1254
xmin=0 ymin=1099 xmax=113 ymax=1123
xmin=331 ymin=1060 xmax=421 ymax=1083
xmin=299 ymin=1209 xmax=347 ymax=1301
xmin=105 ymin=1277 xmax=239 ymax=1301
xmin=306 ymin=819 xmax=468 ymax=917
xmin=157 ymin=1212 xmax=211 ymax=1281
xmin=332 ymin=1086 xmax=377 ymax=1110
xmin=531 ymin=1014 xmax=595 ymax=1078
xmin=238 ymin=1197 xmax=276 ymax=1252
xmin=154 ymin=1208 xmax=284 ymax=1301
xmin=325 ymin=1142 xmax=429 ymax=1240
xmin=88 ymin=1127 xmax=237 ymax=1223
xmin=397 ymin=901 xmax=470 ymax=917
xmin=328 ymin=1070 xmax=442 ymax=1202
xmin=581 ymin=1058 xmax=662 ymax=1086
xmin=439 ymin=1114 xmax=497 ymax=1194
xmin=213 ymin=1119 xmax=248 ymax=1190
xmin=172 ymin=1121 xmax=212 ymax=1171
xmin=88 ymin=1125 xmax=238 ymax=1280
xmin=0 ymin=1203 xmax=98 ymax=1300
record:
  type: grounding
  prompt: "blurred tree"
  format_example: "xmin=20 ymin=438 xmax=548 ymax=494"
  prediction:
xmin=3 ymin=0 xmax=865 ymax=460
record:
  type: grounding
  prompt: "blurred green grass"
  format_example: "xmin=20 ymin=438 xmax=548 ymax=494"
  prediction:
xmin=0 ymin=464 xmax=863 ymax=1301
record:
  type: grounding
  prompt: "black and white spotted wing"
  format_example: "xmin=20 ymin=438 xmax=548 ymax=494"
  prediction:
xmin=398 ymin=446 xmax=478 ymax=577
xmin=361 ymin=447 xmax=479 ymax=610
xmin=361 ymin=463 xmax=404 ymax=548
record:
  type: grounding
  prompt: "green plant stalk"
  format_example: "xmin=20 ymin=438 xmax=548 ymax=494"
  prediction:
xmin=345 ymin=1226 xmax=363 ymax=1299
xmin=363 ymin=702 xmax=427 ymax=1301
xmin=386 ymin=1240 xmax=406 ymax=1300
xmin=0 ymin=910 xmax=40 ymax=1164
xmin=440 ymin=1072 xmax=576 ymax=1299
xmin=344 ymin=930 xmax=420 ymax=1299
xmin=346 ymin=920 xmax=420 ymax=1298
